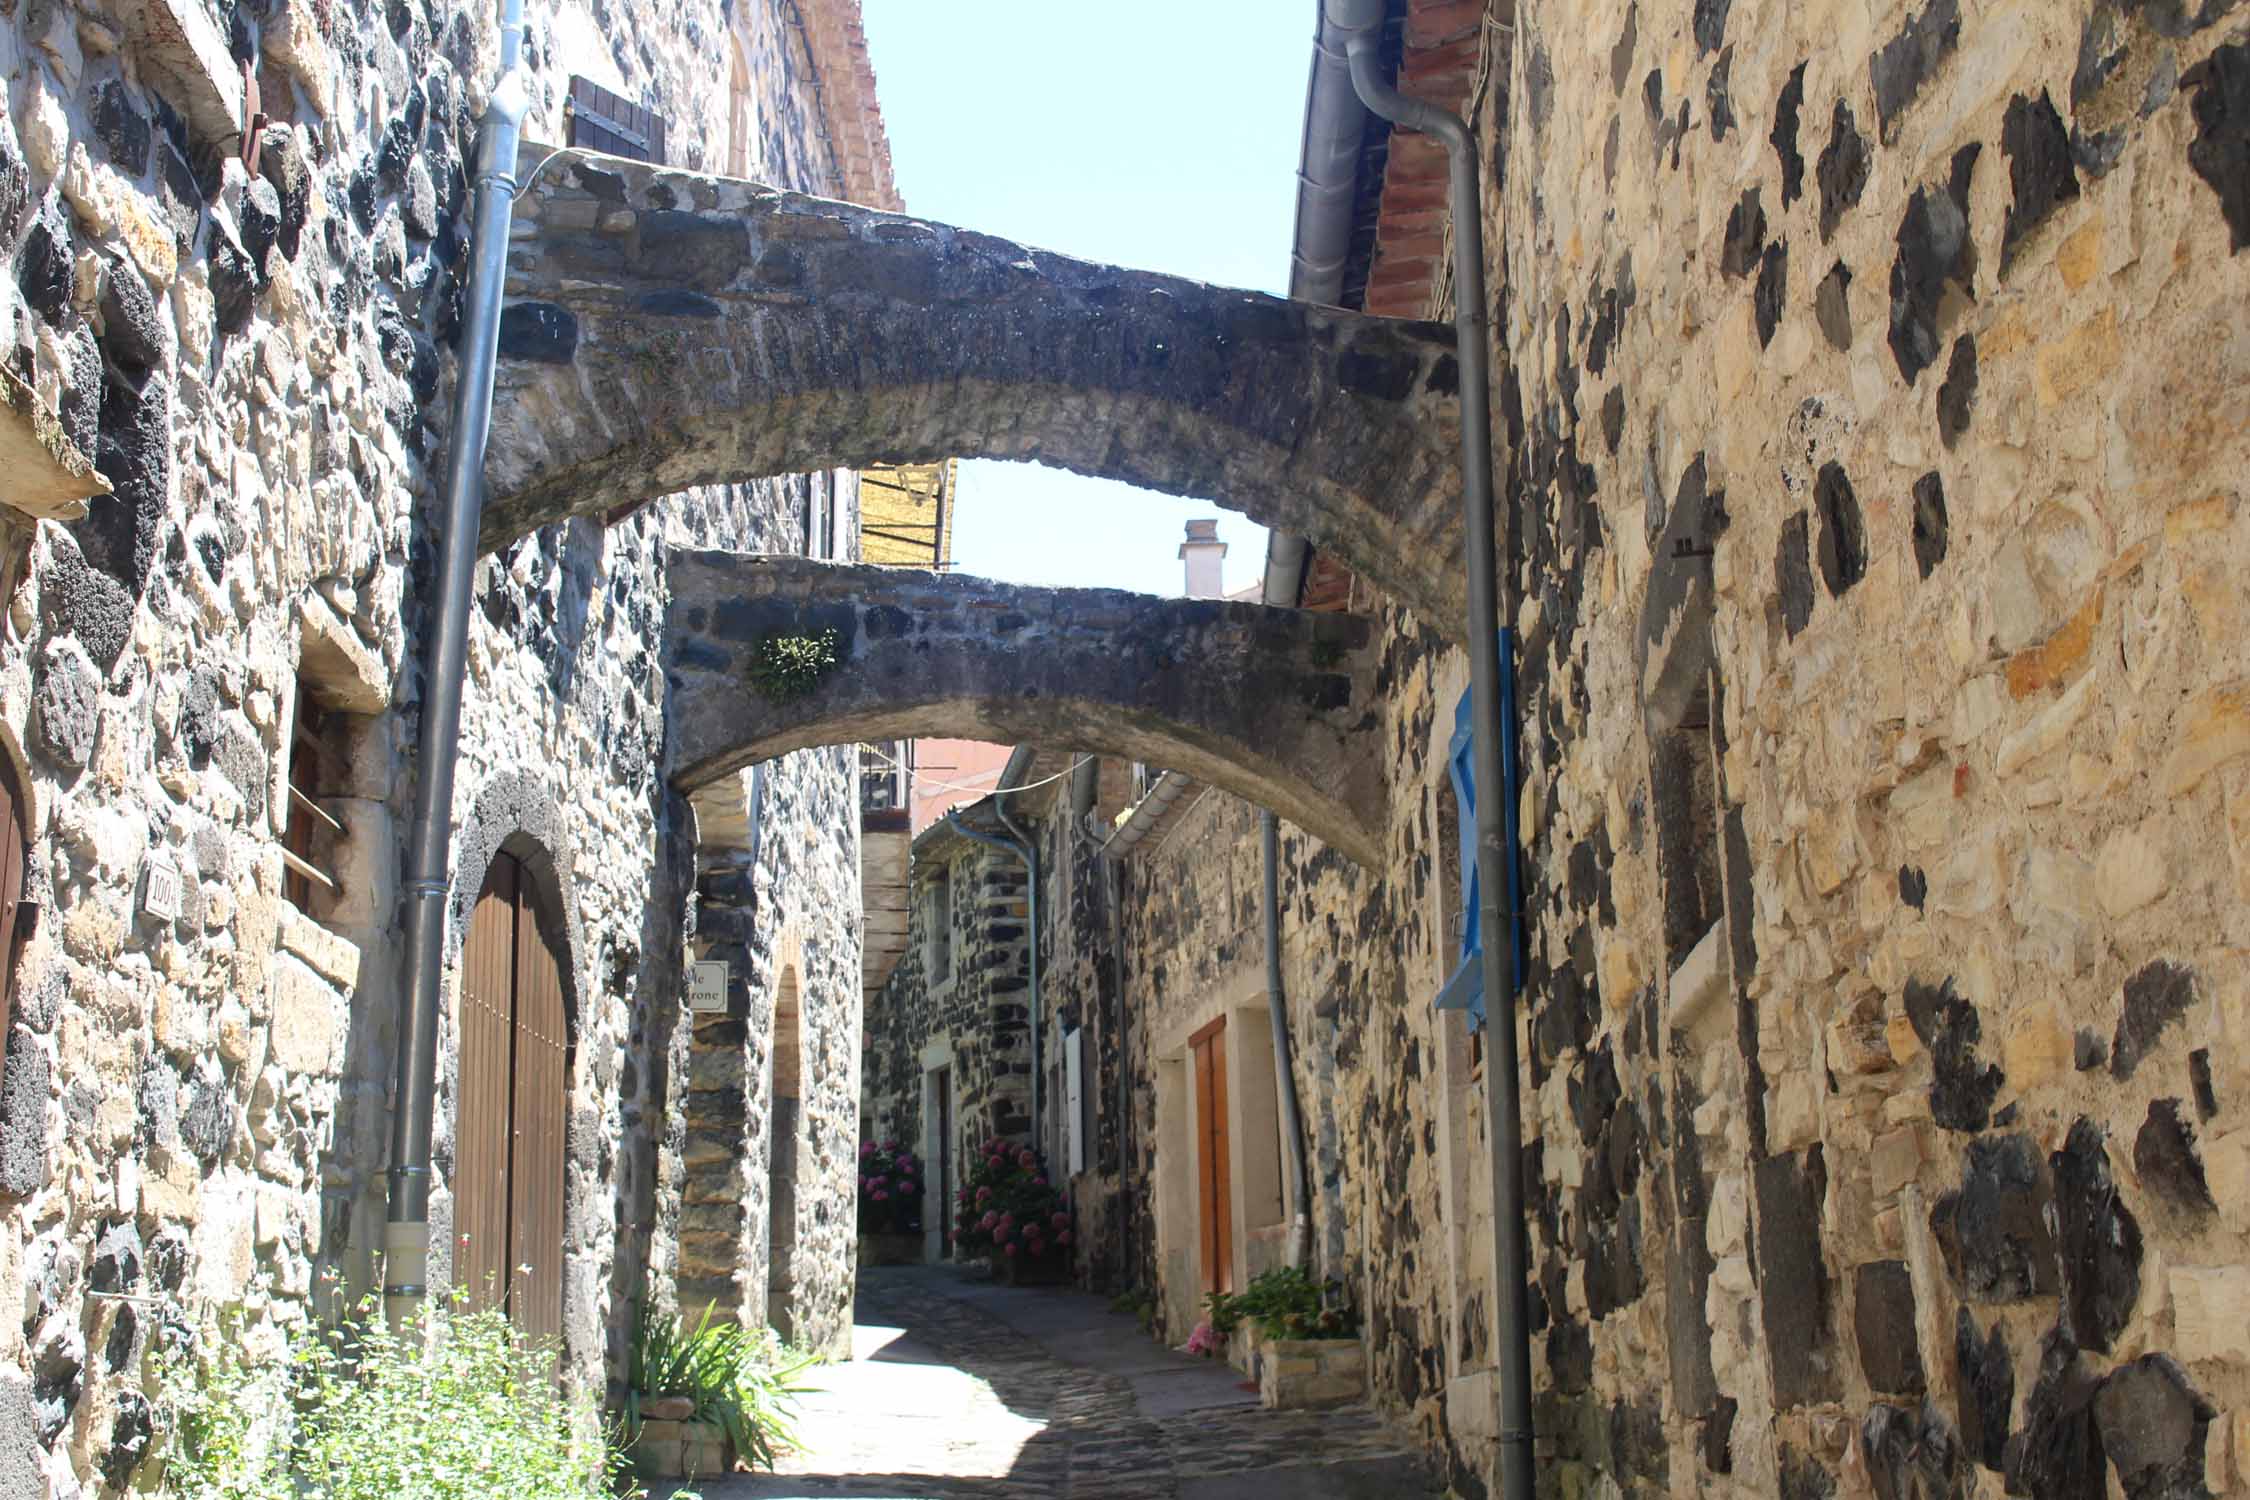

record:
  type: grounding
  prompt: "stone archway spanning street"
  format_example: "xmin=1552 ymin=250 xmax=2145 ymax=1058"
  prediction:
xmin=664 ymin=553 xmax=1390 ymax=866
xmin=484 ymin=146 xmax=1471 ymax=636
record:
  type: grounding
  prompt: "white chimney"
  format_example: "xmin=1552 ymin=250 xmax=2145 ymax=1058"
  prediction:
xmin=1180 ymin=518 xmax=1227 ymax=599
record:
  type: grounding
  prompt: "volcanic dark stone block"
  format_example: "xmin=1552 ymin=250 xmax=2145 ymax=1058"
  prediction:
xmin=2185 ymin=42 xmax=2250 ymax=251
xmin=1932 ymin=1134 xmax=2057 ymax=1302
xmin=57 ymin=320 xmax=99 ymax=461
xmin=92 ymin=81 xmax=152 ymax=177
xmin=1888 ymin=146 xmax=1980 ymax=384
xmin=1955 ymin=1310 xmax=2013 ymax=1471
xmin=259 ymin=125 xmax=312 ymax=261
xmin=1708 ymin=46 xmax=1736 ymax=139
xmin=1668 ymin=1231 xmax=1720 ymax=1418
xmin=31 ymin=646 xmax=97 ymax=770
xmin=98 ymin=263 xmax=166 ymax=376
xmin=1899 ymin=864 xmax=1927 ymax=909
xmin=1721 ymin=187 xmax=1766 ymax=277
xmin=1871 ymin=0 xmax=1962 ymax=143
xmin=1861 ymin=1402 xmax=1964 ymax=1500
xmin=2076 ymin=1028 xmax=2108 ymax=1070
xmin=1601 ymin=387 xmax=1626 ymax=453
xmin=1778 ymin=511 xmax=1815 ymax=637
xmin=89 ymin=1221 xmax=141 ymax=1295
xmin=1911 ymin=472 xmax=1949 ymax=579
xmin=2005 ymin=1327 xmax=2107 ymax=1500
xmin=0 ymin=131 xmax=29 ymax=255
xmin=1548 ymin=1316 xmax=1593 ymax=1392
xmin=239 ymin=175 xmax=282 ymax=272
xmin=1813 ymin=261 xmax=1854 ymax=349
xmin=1936 ymin=336 xmax=1977 ymax=449
xmin=103 ymin=1391 xmax=152 ymax=1490
xmin=2052 ymin=1119 xmax=2142 ymax=1353
xmin=2113 ymin=960 xmax=2195 ymax=1080
xmin=0 ymin=1027 xmax=50 ymax=1199
xmin=1814 ymin=461 xmax=1867 ymax=598
xmin=2189 ymin=1050 xmax=2217 ymax=1120
xmin=1818 ymin=102 xmax=1870 ymax=242
xmin=16 ymin=207 xmax=74 ymax=324
xmin=1755 ymin=241 xmax=1788 ymax=347
xmin=1611 ymin=3 xmax=1637 ymax=93
xmin=1905 ymin=976 xmax=2000 ymax=1131
xmin=2132 ymin=1099 xmax=2212 ymax=1214
xmin=1756 ymin=1147 xmax=1839 ymax=1405
xmin=1773 ymin=64 xmax=1808 ymax=205
xmin=1693 ymin=0 xmax=1732 ymax=53
xmin=498 ymin=301 xmax=580 ymax=363
xmin=2095 ymin=1355 xmax=2214 ymax=1500
xmin=1855 ymin=1261 xmax=1925 ymax=1395
xmin=2001 ymin=92 xmax=2081 ymax=272
xmin=177 ymin=1066 xmax=232 ymax=1164
xmin=157 ymin=142 xmax=203 ymax=245
xmin=87 ymin=369 xmax=170 ymax=593
xmin=210 ymin=230 xmax=260 ymax=336
xmin=1703 ymin=1395 xmax=1736 ymax=1474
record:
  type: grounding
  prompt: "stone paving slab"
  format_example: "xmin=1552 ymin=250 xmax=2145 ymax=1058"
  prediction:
xmin=672 ymin=1267 xmax=1439 ymax=1500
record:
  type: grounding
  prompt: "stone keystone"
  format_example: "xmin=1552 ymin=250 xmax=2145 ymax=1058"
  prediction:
xmin=665 ymin=553 xmax=1389 ymax=865
xmin=487 ymin=145 xmax=1471 ymax=636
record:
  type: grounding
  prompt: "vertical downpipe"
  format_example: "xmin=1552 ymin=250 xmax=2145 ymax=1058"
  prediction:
xmin=1340 ymin=15 xmax=1536 ymax=1500
xmin=1262 ymin=811 xmax=1314 ymax=1267
xmin=383 ymin=0 xmax=533 ymax=1328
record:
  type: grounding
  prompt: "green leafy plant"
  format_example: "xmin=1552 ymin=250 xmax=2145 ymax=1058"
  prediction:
xmin=156 ymin=1298 xmax=628 ymax=1500
xmin=953 ymin=1138 xmax=1072 ymax=1264
xmin=1207 ymin=1265 xmax=1359 ymax=1341
xmin=746 ymin=630 xmax=842 ymax=702
xmin=622 ymin=1303 xmax=817 ymax=1475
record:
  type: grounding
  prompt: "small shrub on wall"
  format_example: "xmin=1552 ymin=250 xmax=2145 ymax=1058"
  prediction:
xmin=953 ymin=1139 xmax=1072 ymax=1264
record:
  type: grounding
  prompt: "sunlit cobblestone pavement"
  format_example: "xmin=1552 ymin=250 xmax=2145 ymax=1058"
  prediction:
xmin=674 ymin=1266 xmax=1439 ymax=1499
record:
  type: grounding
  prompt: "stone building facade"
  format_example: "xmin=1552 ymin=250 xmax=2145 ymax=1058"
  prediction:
xmin=858 ymin=1 xmax=2250 ymax=1497
xmin=0 ymin=0 xmax=889 ymax=1491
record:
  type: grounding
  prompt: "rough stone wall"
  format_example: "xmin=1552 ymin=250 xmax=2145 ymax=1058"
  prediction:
xmin=859 ymin=831 xmax=1033 ymax=1224
xmin=1494 ymin=0 xmax=2250 ymax=1494
xmin=0 ymin=0 xmax=871 ymax=1488
xmin=867 ymin=6 xmax=2250 ymax=1497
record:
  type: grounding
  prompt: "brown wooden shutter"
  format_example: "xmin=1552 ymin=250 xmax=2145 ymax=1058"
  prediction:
xmin=565 ymin=76 xmax=667 ymax=165
xmin=456 ymin=854 xmax=519 ymax=1312
xmin=508 ymin=891 xmax=568 ymax=1345
xmin=1191 ymin=1016 xmax=1233 ymax=1295
xmin=0 ymin=757 xmax=25 ymax=1042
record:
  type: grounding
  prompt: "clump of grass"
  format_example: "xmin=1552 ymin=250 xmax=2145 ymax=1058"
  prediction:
xmin=747 ymin=630 xmax=842 ymax=702
xmin=623 ymin=1302 xmax=818 ymax=1475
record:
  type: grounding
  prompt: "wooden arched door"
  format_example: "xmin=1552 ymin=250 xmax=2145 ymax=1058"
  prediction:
xmin=455 ymin=850 xmax=568 ymax=1343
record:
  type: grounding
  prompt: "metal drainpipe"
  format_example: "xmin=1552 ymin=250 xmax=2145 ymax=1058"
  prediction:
xmin=382 ymin=0 xmax=532 ymax=1326
xmin=944 ymin=810 xmax=1040 ymax=1153
xmin=1335 ymin=11 xmax=1536 ymax=1498
xmin=993 ymin=796 xmax=1041 ymax=1154
xmin=1261 ymin=811 xmax=1314 ymax=1268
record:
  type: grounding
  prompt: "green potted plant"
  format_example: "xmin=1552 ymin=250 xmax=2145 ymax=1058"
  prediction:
xmin=620 ymin=1303 xmax=815 ymax=1480
xmin=952 ymin=1138 xmax=1073 ymax=1284
xmin=856 ymin=1138 xmax=925 ymax=1265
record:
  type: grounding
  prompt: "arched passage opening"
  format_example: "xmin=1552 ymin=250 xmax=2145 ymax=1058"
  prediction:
xmin=453 ymin=843 xmax=572 ymax=1342
xmin=767 ymin=965 xmax=804 ymax=1341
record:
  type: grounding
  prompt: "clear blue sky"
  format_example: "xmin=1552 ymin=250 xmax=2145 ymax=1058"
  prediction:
xmin=861 ymin=2 xmax=1308 ymax=599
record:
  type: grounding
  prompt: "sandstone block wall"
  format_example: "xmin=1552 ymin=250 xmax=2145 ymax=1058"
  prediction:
xmin=0 ymin=0 xmax=871 ymax=1488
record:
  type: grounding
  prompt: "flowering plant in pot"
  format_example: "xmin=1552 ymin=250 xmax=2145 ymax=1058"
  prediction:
xmin=952 ymin=1138 xmax=1072 ymax=1273
xmin=856 ymin=1139 xmax=922 ymax=1235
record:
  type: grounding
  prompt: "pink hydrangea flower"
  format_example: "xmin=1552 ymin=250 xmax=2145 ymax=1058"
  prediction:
xmin=1004 ymin=1242 xmax=1020 ymax=1257
xmin=873 ymin=1189 xmax=889 ymax=1201
xmin=1017 ymin=1149 xmax=1036 ymax=1168
xmin=859 ymin=1142 xmax=874 ymax=1157
xmin=976 ymin=1186 xmax=992 ymax=1205
xmin=979 ymin=1210 xmax=998 ymax=1231
xmin=1058 ymin=1230 xmax=1072 ymax=1245
xmin=1051 ymin=1212 xmax=1070 ymax=1229
xmin=882 ymin=1139 xmax=898 ymax=1151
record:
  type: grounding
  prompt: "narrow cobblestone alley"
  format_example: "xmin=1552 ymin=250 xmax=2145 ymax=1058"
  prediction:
xmin=672 ymin=1268 xmax=1440 ymax=1500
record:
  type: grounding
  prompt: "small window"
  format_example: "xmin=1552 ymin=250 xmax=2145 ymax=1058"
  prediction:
xmin=1651 ymin=679 xmax=1723 ymax=971
xmin=564 ymin=76 xmax=668 ymax=165
xmin=281 ymin=687 xmax=347 ymax=913
xmin=1065 ymin=1027 xmax=1087 ymax=1176
xmin=921 ymin=864 xmax=952 ymax=985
